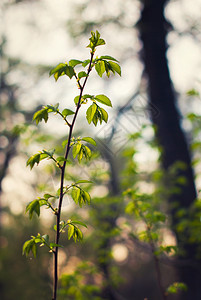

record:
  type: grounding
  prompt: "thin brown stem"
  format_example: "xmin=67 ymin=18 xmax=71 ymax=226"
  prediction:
xmin=52 ymin=52 xmax=94 ymax=300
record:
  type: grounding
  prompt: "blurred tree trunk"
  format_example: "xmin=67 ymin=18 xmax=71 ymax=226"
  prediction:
xmin=138 ymin=0 xmax=201 ymax=299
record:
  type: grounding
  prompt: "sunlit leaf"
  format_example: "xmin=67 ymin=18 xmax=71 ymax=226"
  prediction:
xmin=69 ymin=59 xmax=83 ymax=67
xmin=95 ymin=94 xmax=112 ymax=107
xmin=86 ymin=103 xmax=97 ymax=124
xmin=82 ymin=137 xmax=96 ymax=146
xmin=62 ymin=109 xmax=75 ymax=117
xmin=99 ymin=55 xmax=119 ymax=62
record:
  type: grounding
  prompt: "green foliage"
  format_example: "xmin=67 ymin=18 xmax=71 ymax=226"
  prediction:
xmin=23 ymin=233 xmax=63 ymax=258
xmin=26 ymin=149 xmax=56 ymax=169
xmin=26 ymin=193 xmax=58 ymax=219
xmin=187 ymin=88 xmax=200 ymax=97
xmin=71 ymin=185 xmax=91 ymax=207
xmin=23 ymin=30 xmax=120 ymax=300
xmin=58 ymin=262 xmax=101 ymax=300
xmin=49 ymin=63 xmax=75 ymax=81
xmin=166 ymin=282 xmax=187 ymax=295
xmin=87 ymin=30 xmax=105 ymax=52
xmin=95 ymin=57 xmax=121 ymax=77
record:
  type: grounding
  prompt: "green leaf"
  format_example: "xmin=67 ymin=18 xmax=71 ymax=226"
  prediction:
xmin=46 ymin=103 xmax=59 ymax=113
xmin=72 ymin=142 xmax=82 ymax=159
xmin=83 ymin=190 xmax=91 ymax=205
xmin=77 ymin=148 xmax=84 ymax=163
xmin=86 ymin=103 xmax=97 ymax=124
xmin=44 ymin=193 xmax=54 ymax=200
xmin=49 ymin=63 xmax=75 ymax=81
xmin=99 ymin=107 xmax=108 ymax=123
xmin=33 ymin=108 xmax=49 ymax=125
xmin=78 ymin=71 xmax=88 ymax=80
xmin=69 ymin=59 xmax=83 ymax=67
xmin=82 ymin=94 xmax=93 ymax=100
xmin=74 ymin=180 xmax=93 ymax=184
xmin=82 ymin=59 xmax=90 ymax=67
xmin=95 ymin=60 xmax=105 ymax=77
xmin=49 ymin=243 xmax=63 ymax=248
xmin=26 ymin=153 xmax=41 ymax=169
xmin=22 ymin=239 xmax=33 ymax=256
xmin=104 ymin=61 xmax=111 ymax=77
xmin=74 ymin=95 xmax=80 ymax=106
xmin=65 ymin=65 xmax=75 ymax=79
xmin=187 ymin=89 xmax=200 ymax=97
xmin=108 ymin=61 xmax=121 ymax=76
xmin=99 ymin=55 xmax=119 ymax=62
xmin=87 ymin=31 xmax=105 ymax=51
xmin=32 ymin=243 xmax=37 ymax=257
xmin=42 ymin=149 xmax=55 ymax=157
xmin=76 ymin=228 xmax=83 ymax=240
xmin=26 ymin=199 xmax=40 ymax=219
xmin=71 ymin=221 xmax=88 ymax=228
xmin=82 ymin=145 xmax=91 ymax=159
xmin=71 ymin=187 xmax=81 ymax=204
xmin=42 ymin=234 xmax=49 ymax=244
xmin=92 ymin=111 xmax=98 ymax=126
xmin=68 ymin=224 xmax=75 ymax=240
xmin=95 ymin=94 xmax=112 ymax=107
xmin=82 ymin=137 xmax=96 ymax=146
xmin=62 ymin=109 xmax=75 ymax=117
xmin=56 ymin=156 xmax=68 ymax=163
xmin=166 ymin=282 xmax=187 ymax=294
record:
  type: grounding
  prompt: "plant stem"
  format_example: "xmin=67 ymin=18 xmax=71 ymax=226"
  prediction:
xmin=52 ymin=52 xmax=94 ymax=300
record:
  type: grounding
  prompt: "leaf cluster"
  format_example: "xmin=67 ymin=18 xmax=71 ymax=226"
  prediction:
xmin=22 ymin=234 xmax=62 ymax=258
xmin=26 ymin=193 xmax=58 ymax=219
xmin=26 ymin=149 xmax=57 ymax=170
xmin=33 ymin=103 xmax=74 ymax=126
xmin=71 ymin=185 xmax=91 ymax=207
xmin=166 ymin=282 xmax=187 ymax=295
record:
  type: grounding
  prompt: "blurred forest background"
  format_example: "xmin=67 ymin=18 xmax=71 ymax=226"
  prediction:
xmin=1 ymin=0 xmax=201 ymax=299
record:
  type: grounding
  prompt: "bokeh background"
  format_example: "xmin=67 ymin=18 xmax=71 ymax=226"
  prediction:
xmin=1 ymin=0 xmax=201 ymax=299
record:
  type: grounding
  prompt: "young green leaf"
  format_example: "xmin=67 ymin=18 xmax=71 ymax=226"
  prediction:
xmin=71 ymin=220 xmax=88 ymax=228
xmin=82 ymin=145 xmax=91 ymax=159
xmin=72 ymin=142 xmax=82 ymax=159
xmin=68 ymin=224 xmax=75 ymax=240
xmin=83 ymin=190 xmax=91 ymax=205
xmin=76 ymin=228 xmax=83 ymax=240
xmin=95 ymin=60 xmax=105 ymax=77
xmin=77 ymin=148 xmax=84 ymax=163
xmin=71 ymin=187 xmax=81 ymax=204
xmin=82 ymin=59 xmax=90 ymax=67
xmin=49 ymin=63 xmax=74 ymax=81
xmin=69 ymin=59 xmax=83 ymax=67
xmin=87 ymin=30 xmax=105 ymax=51
xmin=33 ymin=108 xmax=49 ymax=125
xmin=99 ymin=55 xmax=119 ymax=62
xmin=86 ymin=103 xmax=97 ymax=124
xmin=74 ymin=180 xmax=93 ymax=184
xmin=62 ymin=108 xmax=75 ymax=117
xmin=27 ymin=153 xmax=41 ymax=169
xmin=22 ymin=239 xmax=35 ymax=257
xmin=108 ymin=61 xmax=121 ymax=76
xmin=99 ymin=107 xmax=108 ymax=123
xmin=82 ymin=137 xmax=96 ymax=146
xmin=78 ymin=71 xmax=88 ymax=80
xmin=46 ymin=103 xmax=59 ymax=113
xmin=26 ymin=199 xmax=40 ymax=219
xmin=95 ymin=95 xmax=112 ymax=107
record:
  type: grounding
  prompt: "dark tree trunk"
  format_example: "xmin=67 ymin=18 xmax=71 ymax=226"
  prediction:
xmin=138 ymin=0 xmax=201 ymax=299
